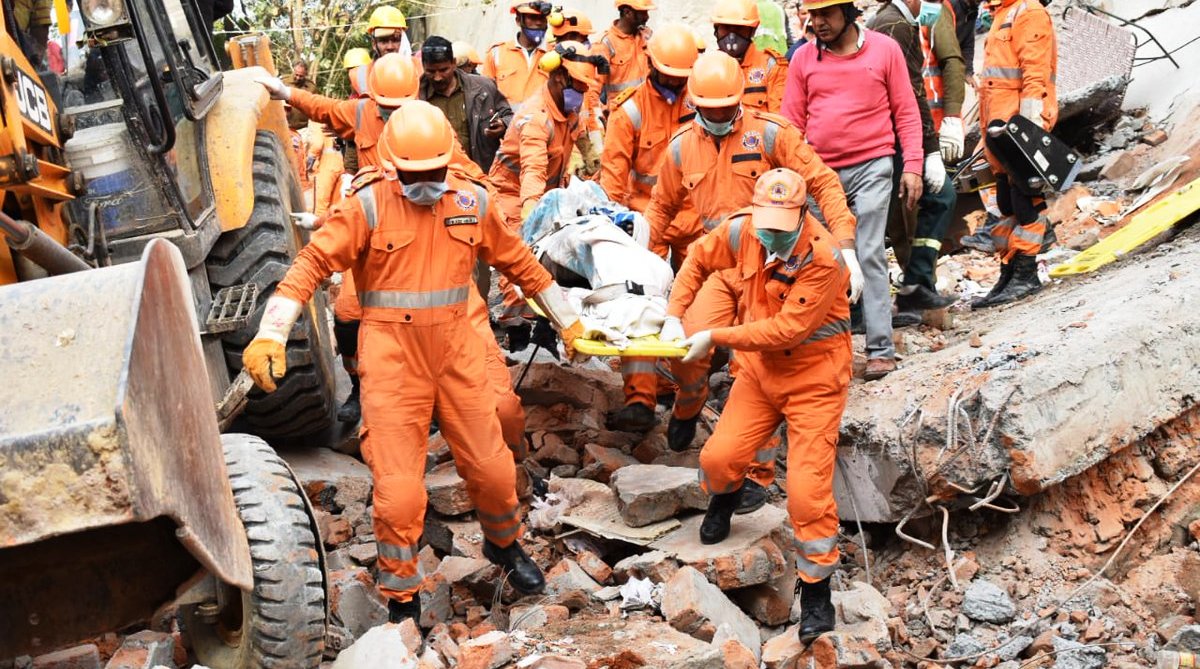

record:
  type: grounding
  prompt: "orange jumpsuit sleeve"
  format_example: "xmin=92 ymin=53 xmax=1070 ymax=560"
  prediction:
xmin=645 ymin=137 xmax=687 ymax=259
xmin=773 ymin=124 xmax=857 ymax=250
xmin=666 ymin=219 xmax=740 ymax=319
xmin=475 ymin=186 xmax=554 ymax=296
xmin=275 ymin=195 xmax=372 ymax=304
xmin=766 ymin=58 xmax=789 ymax=114
xmin=1013 ymin=10 xmax=1055 ymax=126
xmin=288 ymin=89 xmax=359 ymax=140
xmin=516 ymin=114 xmax=553 ymax=208
xmin=599 ymin=105 xmax=636 ymax=206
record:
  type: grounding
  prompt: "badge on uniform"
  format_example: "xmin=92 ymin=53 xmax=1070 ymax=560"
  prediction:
xmin=747 ymin=68 xmax=766 ymax=84
xmin=454 ymin=191 xmax=477 ymax=211
xmin=445 ymin=215 xmax=478 ymax=227
xmin=741 ymin=130 xmax=763 ymax=151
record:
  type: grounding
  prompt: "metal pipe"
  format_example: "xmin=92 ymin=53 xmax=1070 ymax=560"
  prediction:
xmin=0 ymin=213 xmax=91 ymax=275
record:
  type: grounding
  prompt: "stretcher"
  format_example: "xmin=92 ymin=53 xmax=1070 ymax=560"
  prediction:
xmin=527 ymin=299 xmax=688 ymax=358
xmin=1049 ymin=176 xmax=1200 ymax=277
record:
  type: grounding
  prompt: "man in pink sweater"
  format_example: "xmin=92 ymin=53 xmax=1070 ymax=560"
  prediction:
xmin=783 ymin=0 xmax=924 ymax=380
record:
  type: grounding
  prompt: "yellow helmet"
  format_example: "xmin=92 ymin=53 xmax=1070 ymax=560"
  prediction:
xmin=801 ymin=0 xmax=855 ymax=9
xmin=367 ymin=6 xmax=407 ymax=36
xmin=550 ymin=9 xmax=595 ymax=37
xmin=538 ymin=41 xmax=607 ymax=89
xmin=343 ymin=47 xmax=371 ymax=69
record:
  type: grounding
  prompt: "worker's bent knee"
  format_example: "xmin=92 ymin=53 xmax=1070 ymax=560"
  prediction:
xmin=373 ymin=473 xmax=427 ymax=530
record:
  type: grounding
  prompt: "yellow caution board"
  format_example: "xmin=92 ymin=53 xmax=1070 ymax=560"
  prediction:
xmin=1050 ymin=177 xmax=1200 ymax=278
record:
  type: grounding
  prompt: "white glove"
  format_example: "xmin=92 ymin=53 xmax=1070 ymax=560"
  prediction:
xmin=532 ymin=284 xmax=582 ymax=331
xmin=588 ymin=129 xmax=604 ymax=157
xmin=939 ymin=116 xmax=964 ymax=163
xmin=923 ymin=153 xmax=946 ymax=194
xmin=256 ymin=76 xmax=291 ymax=101
xmin=842 ymin=248 xmax=864 ymax=304
xmin=659 ymin=316 xmax=686 ymax=343
xmin=1019 ymin=98 xmax=1044 ymax=127
xmin=680 ymin=330 xmax=715 ymax=364
xmin=256 ymin=295 xmax=303 ymax=343
xmin=291 ymin=212 xmax=318 ymax=230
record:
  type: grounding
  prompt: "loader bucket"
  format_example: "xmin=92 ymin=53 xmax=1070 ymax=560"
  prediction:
xmin=0 ymin=239 xmax=252 ymax=657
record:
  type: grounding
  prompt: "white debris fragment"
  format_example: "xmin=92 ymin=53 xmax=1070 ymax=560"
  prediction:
xmin=619 ymin=576 xmax=660 ymax=611
xmin=649 ymin=641 xmax=679 ymax=655
xmin=55 ymin=328 xmax=75 ymax=347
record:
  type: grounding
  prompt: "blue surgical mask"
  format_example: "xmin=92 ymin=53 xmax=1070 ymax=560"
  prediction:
xmin=380 ymin=106 xmax=395 ymax=121
xmin=402 ymin=181 xmax=448 ymax=206
xmin=917 ymin=1 xmax=943 ymax=26
xmin=697 ymin=113 xmax=735 ymax=137
xmin=651 ymin=78 xmax=681 ymax=104
xmin=522 ymin=27 xmax=546 ymax=45
xmin=562 ymin=87 xmax=584 ymax=114
xmin=755 ymin=228 xmax=800 ymax=255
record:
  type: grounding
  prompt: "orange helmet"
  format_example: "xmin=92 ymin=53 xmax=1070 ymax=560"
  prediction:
xmin=687 ymin=51 xmax=743 ymax=108
xmin=616 ymin=0 xmax=656 ymax=10
xmin=550 ymin=9 xmax=594 ymax=37
xmin=511 ymin=0 xmax=552 ymax=15
xmin=648 ymin=24 xmax=699 ymax=77
xmin=453 ymin=41 xmax=482 ymax=66
xmin=368 ymin=53 xmax=419 ymax=107
xmin=379 ymin=101 xmax=455 ymax=171
xmin=711 ymin=0 xmax=760 ymax=26
xmin=538 ymin=41 xmax=607 ymax=88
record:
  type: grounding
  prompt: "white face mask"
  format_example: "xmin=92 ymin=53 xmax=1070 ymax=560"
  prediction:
xmin=401 ymin=181 xmax=448 ymax=206
xmin=696 ymin=110 xmax=739 ymax=137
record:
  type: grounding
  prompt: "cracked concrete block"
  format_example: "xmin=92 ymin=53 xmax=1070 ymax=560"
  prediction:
xmin=649 ymin=505 xmax=791 ymax=589
xmin=661 ymin=566 xmax=761 ymax=660
xmin=610 ymin=464 xmax=708 ymax=527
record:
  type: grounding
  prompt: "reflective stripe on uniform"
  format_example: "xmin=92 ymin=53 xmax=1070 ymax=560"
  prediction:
xmin=698 ymin=469 xmax=739 ymax=494
xmin=360 ymin=285 xmax=471 ymax=309
xmin=763 ymin=121 xmax=779 ymax=155
xmin=622 ymin=98 xmax=643 ymax=132
xmin=377 ymin=540 xmax=419 ymax=562
xmin=621 ymin=360 xmax=658 ymax=375
xmin=476 ymin=507 xmax=518 ymax=526
xmin=482 ymin=522 xmax=522 ymax=542
xmin=913 ymin=237 xmax=942 ymax=250
xmin=631 ymin=170 xmax=657 ymax=186
xmin=669 ymin=135 xmax=684 ymax=168
xmin=703 ymin=216 xmax=722 ymax=232
xmin=474 ymin=185 xmax=489 ymax=220
xmin=753 ymin=445 xmax=776 ymax=463
xmin=980 ymin=66 xmax=1022 ymax=80
xmin=802 ymin=318 xmax=851 ymax=344
xmin=357 ymin=185 xmax=379 ymax=229
xmin=356 ymin=66 xmax=369 ymax=94
xmin=728 ymin=215 xmax=745 ymax=253
xmin=496 ymin=152 xmax=520 ymax=173
xmin=604 ymin=78 xmax=643 ymax=98
xmin=796 ymin=553 xmax=838 ymax=580
xmin=377 ymin=568 xmax=425 ymax=592
xmin=795 ymin=534 xmax=838 ymax=556
xmin=355 ymin=98 xmax=368 ymax=130
xmin=1011 ymin=225 xmax=1043 ymax=244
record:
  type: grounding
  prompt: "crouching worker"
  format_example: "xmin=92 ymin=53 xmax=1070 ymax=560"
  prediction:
xmin=668 ymin=168 xmax=851 ymax=643
xmin=243 ymin=101 xmax=585 ymax=626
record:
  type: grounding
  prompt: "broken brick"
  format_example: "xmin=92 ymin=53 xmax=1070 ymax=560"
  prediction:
xmin=32 ymin=645 xmax=101 ymax=669
xmin=574 ymin=550 xmax=613 ymax=584
xmin=1141 ymin=129 xmax=1168 ymax=146
xmin=103 ymin=631 xmax=174 ymax=669
xmin=426 ymin=462 xmax=474 ymax=516
xmin=457 ymin=630 xmax=512 ymax=669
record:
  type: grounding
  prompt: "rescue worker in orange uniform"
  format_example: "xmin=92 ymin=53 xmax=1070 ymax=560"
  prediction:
xmin=550 ymin=8 xmax=606 ymax=176
xmin=648 ymin=51 xmax=857 ymax=513
xmin=455 ymin=42 xmax=484 ymax=74
xmin=484 ymin=0 xmax=554 ymax=110
xmin=366 ymin=5 xmax=411 ymax=59
xmin=971 ymin=0 xmax=1057 ymax=308
xmin=599 ymin=24 xmax=700 ymax=433
xmin=308 ymin=125 xmax=347 ymax=217
xmin=711 ymin=0 xmax=789 ymax=113
xmin=243 ymin=102 xmax=587 ymax=625
xmin=593 ymin=0 xmax=654 ymax=113
xmin=669 ymin=168 xmax=851 ymax=644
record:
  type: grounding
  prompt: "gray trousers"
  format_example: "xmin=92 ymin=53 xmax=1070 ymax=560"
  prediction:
xmin=839 ymin=156 xmax=895 ymax=360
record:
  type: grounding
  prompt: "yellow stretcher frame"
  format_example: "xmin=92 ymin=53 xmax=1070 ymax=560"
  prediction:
xmin=1050 ymin=176 xmax=1200 ymax=278
xmin=526 ymin=299 xmax=689 ymax=358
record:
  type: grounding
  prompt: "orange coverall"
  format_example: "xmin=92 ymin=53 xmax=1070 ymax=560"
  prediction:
xmin=275 ymin=170 xmax=553 ymax=604
xmin=979 ymin=0 xmax=1058 ymax=259
xmin=737 ymin=44 xmax=788 ymax=113
xmin=593 ymin=25 xmax=651 ymax=112
xmin=599 ymin=81 xmax=699 ymax=409
xmin=645 ymin=110 xmax=855 ymax=485
xmin=672 ymin=209 xmax=851 ymax=583
xmin=483 ymin=40 xmax=550 ymax=109
xmin=310 ymin=133 xmax=346 ymax=217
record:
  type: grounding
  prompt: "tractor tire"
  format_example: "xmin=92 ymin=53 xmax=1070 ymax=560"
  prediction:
xmin=206 ymin=130 xmax=337 ymax=439
xmin=181 ymin=434 xmax=326 ymax=668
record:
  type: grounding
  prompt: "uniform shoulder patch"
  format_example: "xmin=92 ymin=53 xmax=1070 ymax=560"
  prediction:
xmin=349 ymin=167 xmax=384 ymax=193
xmin=668 ymin=122 xmax=695 ymax=142
xmin=611 ymin=87 xmax=638 ymax=108
xmin=752 ymin=111 xmax=795 ymax=129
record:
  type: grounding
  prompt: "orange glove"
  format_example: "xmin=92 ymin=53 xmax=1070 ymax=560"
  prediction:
xmin=243 ymin=337 xmax=287 ymax=392
xmin=560 ymin=320 xmax=585 ymax=361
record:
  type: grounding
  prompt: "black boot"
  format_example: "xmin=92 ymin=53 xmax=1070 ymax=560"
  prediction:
xmin=337 ymin=376 xmax=361 ymax=423
xmin=608 ymin=403 xmax=657 ymax=433
xmin=797 ymin=577 xmax=836 ymax=643
xmin=971 ymin=262 xmax=1014 ymax=310
xmin=667 ymin=414 xmax=699 ymax=452
xmin=699 ymin=486 xmax=743 ymax=545
xmin=387 ymin=597 xmax=421 ymax=625
xmin=735 ymin=479 xmax=769 ymax=515
xmin=506 ymin=323 xmax=531 ymax=352
xmin=981 ymin=254 xmax=1041 ymax=307
xmin=895 ymin=284 xmax=958 ymax=311
xmin=483 ymin=539 xmax=545 ymax=594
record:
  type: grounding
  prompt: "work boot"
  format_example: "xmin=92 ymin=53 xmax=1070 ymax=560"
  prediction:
xmin=387 ymin=597 xmax=421 ymax=625
xmin=863 ymin=357 xmax=896 ymax=381
xmin=895 ymin=284 xmax=957 ymax=311
xmin=506 ymin=323 xmax=531 ymax=352
xmin=667 ymin=414 xmax=699 ymax=452
xmin=960 ymin=217 xmax=998 ymax=254
xmin=970 ymin=262 xmax=1014 ymax=310
xmin=699 ymin=486 xmax=744 ymax=545
xmin=982 ymin=254 xmax=1042 ymax=307
xmin=1040 ymin=220 xmax=1058 ymax=253
xmin=336 ymin=377 xmax=361 ymax=423
xmin=483 ymin=539 xmax=546 ymax=594
xmin=735 ymin=479 xmax=768 ymax=515
xmin=892 ymin=310 xmax=923 ymax=328
xmin=797 ymin=577 xmax=836 ymax=643
xmin=608 ymin=403 xmax=657 ymax=433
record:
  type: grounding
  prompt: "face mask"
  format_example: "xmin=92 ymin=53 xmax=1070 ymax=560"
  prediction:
xmin=402 ymin=181 xmax=448 ymax=206
xmin=380 ymin=106 xmax=395 ymax=122
xmin=651 ymin=77 xmax=680 ymax=104
xmin=697 ymin=113 xmax=735 ymax=137
xmin=717 ymin=32 xmax=752 ymax=59
xmin=522 ymin=27 xmax=546 ymax=44
xmin=917 ymin=1 xmax=942 ymax=26
xmin=755 ymin=228 xmax=800 ymax=255
xmin=562 ymin=87 xmax=584 ymax=114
